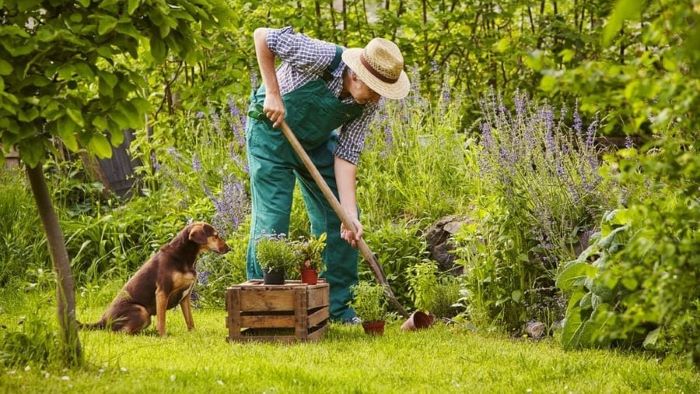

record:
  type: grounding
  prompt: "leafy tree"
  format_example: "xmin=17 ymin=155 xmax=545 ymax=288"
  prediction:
xmin=0 ymin=0 xmax=229 ymax=366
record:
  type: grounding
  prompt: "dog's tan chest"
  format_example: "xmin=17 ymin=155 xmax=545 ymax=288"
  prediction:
xmin=171 ymin=271 xmax=196 ymax=290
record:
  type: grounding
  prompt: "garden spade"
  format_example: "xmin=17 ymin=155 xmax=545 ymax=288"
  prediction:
xmin=279 ymin=121 xmax=408 ymax=318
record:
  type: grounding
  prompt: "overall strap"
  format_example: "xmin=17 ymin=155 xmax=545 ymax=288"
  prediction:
xmin=322 ymin=45 xmax=344 ymax=82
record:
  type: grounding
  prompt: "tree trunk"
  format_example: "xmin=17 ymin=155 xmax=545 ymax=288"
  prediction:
xmin=25 ymin=163 xmax=83 ymax=367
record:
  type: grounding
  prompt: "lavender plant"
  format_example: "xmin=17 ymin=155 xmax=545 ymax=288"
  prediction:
xmin=454 ymin=91 xmax=614 ymax=331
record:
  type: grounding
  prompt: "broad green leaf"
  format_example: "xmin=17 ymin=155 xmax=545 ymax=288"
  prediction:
xmin=128 ymin=0 xmax=141 ymax=15
xmin=97 ymin=15 xmax=119 ymax=35
xmin=57 ymin=118 xmax=79 ymax=151
xmin=77 ymin=0 xmax=90 ymax=7
xmin=66 ymin=107 xmax=85 ymax=127
xmin=98 ymin=71 xmax=118 ymax=88
xmin=88 ymin=133 xmax=113 ymax=159
xmin=561 ymin=305 xmax=583 ymax=349
xmin=556 ymin=260 xmax=596 ymax=290
xmin=18 ymin=107 xmax=39 ymax=122
xmin=539 ymin=75 xmax=557 ymax=92
xmin=150 ymin=36 xmax=167 ymax=63
xmin=560 ymin=49 xmax=575 ymax=63
xmin=92 ymin=115 xmax=108 ymax=131
xmin=110 ymin=130 xmax=125 ymax=146
xmin=0 ymin=59 xmax=13 ymax=75
xmin=643 ymin=328 xmax=660 ymax=348
xmin=17 ymin=139 xmax=45 ymax=168
xmin=603 ymin=0 xmax=642 ymax=45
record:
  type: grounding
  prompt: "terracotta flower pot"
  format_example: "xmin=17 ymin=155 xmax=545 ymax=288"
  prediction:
xmin=263 ymin=268 xmax=285 ymax=285
xmin=362 ymin=320 xmax=385 ymax=336
xmin=300 ymin=268 xmax=318 ymax=285
xmin=400 ymin=311 xmax=435 ymax=331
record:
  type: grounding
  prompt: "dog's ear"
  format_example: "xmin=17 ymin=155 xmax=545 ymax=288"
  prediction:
xmin=188 ymin=224 xmax=209 ymax=244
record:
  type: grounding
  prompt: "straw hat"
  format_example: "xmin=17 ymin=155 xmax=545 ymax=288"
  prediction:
xmin=342 ymin=38 xmax=410 ymax=100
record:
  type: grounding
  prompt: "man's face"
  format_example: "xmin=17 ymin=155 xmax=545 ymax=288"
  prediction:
xmin=347 ymin=72 xmax=381 ymax=105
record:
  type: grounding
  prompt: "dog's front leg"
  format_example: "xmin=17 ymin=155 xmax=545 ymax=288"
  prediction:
xmin=156 ymin=288 xmax=168 ymax=336
xmin=180 ymin=294 xmax=195 ymax=331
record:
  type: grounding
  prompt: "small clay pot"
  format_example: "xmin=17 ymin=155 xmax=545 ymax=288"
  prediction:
xmin=263 ymin=268 xmax=285 ymax=285
xmin=300 ymin=268 xmax=318 ymax=285
xmin=362 ymin=320 xmax=385 ymax=336
xmin=400 ymin=311 xmax=435 ymax=331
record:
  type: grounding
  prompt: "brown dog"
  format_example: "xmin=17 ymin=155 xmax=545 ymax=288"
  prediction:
xmin=80 ymin=222 xmax=230 ymax=336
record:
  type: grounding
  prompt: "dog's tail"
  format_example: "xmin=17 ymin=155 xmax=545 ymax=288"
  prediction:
xmin=77 ymin=319 xmax=106 ymax=330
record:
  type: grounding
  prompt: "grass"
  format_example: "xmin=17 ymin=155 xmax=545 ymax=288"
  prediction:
xmin=0 ymin=289 xmax=698 ymax=393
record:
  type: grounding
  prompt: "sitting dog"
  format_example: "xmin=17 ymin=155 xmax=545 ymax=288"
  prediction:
xmin=80 ymin=222 xmax=230 ymax=336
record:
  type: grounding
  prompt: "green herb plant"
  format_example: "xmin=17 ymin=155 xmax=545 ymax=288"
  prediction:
xmin=255 ymin=234 xmax=299 ymax=274
xmin=296 ymin=233 xmax=327 ymax=272
xmin=350 ymin=281 xmax=387 ymax=323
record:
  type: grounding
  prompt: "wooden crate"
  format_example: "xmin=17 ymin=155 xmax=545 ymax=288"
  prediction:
xmin=226 ymin=280 xmax=330 ymax=342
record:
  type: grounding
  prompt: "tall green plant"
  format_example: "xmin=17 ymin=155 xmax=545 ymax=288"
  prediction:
xmin=0 ymin=0 xmax=230 ymax=366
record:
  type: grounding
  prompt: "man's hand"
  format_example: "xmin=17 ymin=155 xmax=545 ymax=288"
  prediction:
xmin=263 ymin=93 xmax=285 ymax=128
xmin=340 ymin=216 xmax=363 ymax=248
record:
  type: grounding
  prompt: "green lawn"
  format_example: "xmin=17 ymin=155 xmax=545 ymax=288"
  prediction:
xmin=1 ymin=291 xmax=698 ymax=393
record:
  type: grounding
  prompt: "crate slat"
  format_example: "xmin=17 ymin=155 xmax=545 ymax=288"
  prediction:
xmin=308 ymin=307 xmax=329 ymax=328
xmin=308 ymin=286 xmax=329 ymax=309
xmin=240 ymin=314 xmax=295 ymax=328
xmin=307 ymin=324 xmax=329 ymax=342
xmin=239 ymin=289 xmax=295 ymax=311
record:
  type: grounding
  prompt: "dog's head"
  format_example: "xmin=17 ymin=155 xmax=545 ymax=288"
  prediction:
xmin=187 ymin=222 xmax=230 ymax=254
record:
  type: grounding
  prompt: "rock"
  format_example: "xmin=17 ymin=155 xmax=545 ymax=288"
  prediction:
xmin=424 ymin=215 xmax=471 ymax=275
xmin=525 ymin=321 xmax=546 ymax=339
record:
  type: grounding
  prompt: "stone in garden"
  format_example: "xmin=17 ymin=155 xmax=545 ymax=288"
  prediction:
xmin=424 ymin=215 xmax=471 ymax=275
xmin=525 ymin=321 xmax=546 ymax=339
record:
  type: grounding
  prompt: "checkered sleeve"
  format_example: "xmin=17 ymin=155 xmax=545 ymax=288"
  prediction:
xmin=335 ymin=103 xmax=378 ymax=166
xmin=266 ymin=26 xmax=336 ymax=76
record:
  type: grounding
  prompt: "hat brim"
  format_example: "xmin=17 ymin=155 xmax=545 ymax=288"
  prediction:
xmin=342 ymin=48 xmax=410 ymax=100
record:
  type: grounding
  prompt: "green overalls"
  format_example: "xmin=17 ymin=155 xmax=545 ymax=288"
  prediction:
xmin=245 ymin=47 xmax=364 ymax=321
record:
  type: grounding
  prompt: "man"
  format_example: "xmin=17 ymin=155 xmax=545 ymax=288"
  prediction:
xmin=245 ymin=26 xmax=410 ymax=323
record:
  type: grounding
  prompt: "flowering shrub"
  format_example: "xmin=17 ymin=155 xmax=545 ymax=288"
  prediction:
xmin=454 ymin=92 xmax=614 ymax=331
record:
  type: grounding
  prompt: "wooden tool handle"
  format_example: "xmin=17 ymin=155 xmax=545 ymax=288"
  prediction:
xmin=279 ymin=121 xmax=408 ymax=317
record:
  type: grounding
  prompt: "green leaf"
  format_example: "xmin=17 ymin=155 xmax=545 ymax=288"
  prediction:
xmin=643 ymin=328 xmax=660 ymax=349
xmin=110 ymin=130 xmax=124 ymax=146
xmin=77 ymin=0 xmax=90 ymax=7
xmin=18 ymin=107 xmax=39 ymax=122
xmin=0 ymin=59 xmax=13 ymax=75
xmin=128 ymin=0 xmax=141 ymax=15
xmin=92 ymin=115 xmax=108 ymax=131
xmin=560 ymin=49 xmax=575 ymax=63
xmin=556 ymin=260 xmax=596 ymax=291
xmin=57 ymin=118 xmax=79 ymax=151
xmin=66 ymin=107 xmax=85 ymax=127
xmin=17 ymin=139 xmax=45 ymax=168
xmin=88 ymin=133 xmax=113 ymax=159
xmin=539 ymin=75 xmax=557 ymax=92
xmin=97 ymin=15 xmax=119 ymax=35
xmin=150 ymin=36 xmax=167 ymax=63
xmin=603 ymin=0 xmax=642 ymax=45
xmin=98 ymin=71 xmax=118 ymax=88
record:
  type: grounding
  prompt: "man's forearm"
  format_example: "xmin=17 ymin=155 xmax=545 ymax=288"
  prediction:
xmin=334 ymin=156 xmax=358 ymax=219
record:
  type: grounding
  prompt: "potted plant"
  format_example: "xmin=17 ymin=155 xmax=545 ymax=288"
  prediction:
xmin=256 ymin=234 xmax=299 ymax=285
xmin=403 ymin=262 xmax=461 ymax=330
xmin=295 ymin=233 xmax=327 ymax=285
xmin=350 ymin=281 xmax=387 ymax=335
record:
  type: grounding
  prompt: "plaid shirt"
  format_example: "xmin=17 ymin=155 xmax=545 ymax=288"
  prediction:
xmin=266 ymin=26 xmax=378 ymax=166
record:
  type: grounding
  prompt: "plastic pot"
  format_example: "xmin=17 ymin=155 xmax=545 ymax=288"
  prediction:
xmin=400 ymin=310 xmax=435 ymax=331
xmin=300 ymin=268 xmax=318 ymax=285
xmin=362 ymin=320 xmax=385 ymax=336
xmin=263 ymin=268 xmax=285 ymax=285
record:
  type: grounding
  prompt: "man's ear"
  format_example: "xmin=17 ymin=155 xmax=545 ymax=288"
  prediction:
xmin=188 ymin=224 xmax=208 ymax=244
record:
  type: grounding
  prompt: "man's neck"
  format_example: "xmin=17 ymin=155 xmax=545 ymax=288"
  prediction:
xmin=339 ymin=67 xmax=351 ymax=99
